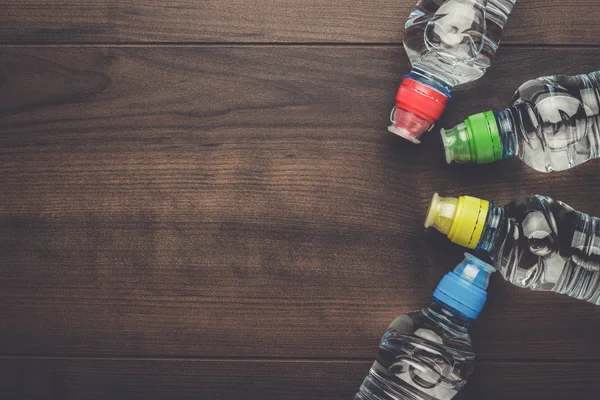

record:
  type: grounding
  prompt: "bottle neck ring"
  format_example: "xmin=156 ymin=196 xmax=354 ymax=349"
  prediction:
xmin=428 ymin=300 xmax=473 ymax=328
xmin=476 ymin=204 xmax=504 ymax=252
xmin=495 ymin=108 xmax=519 ymax=159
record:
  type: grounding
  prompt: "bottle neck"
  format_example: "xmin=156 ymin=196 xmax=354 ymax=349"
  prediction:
xmin=426 ymin=299 xmax=473 ymax=333
xmin=408 ymin=68 xmax=452 ymax=98
xmin=495 ymin=108 xmax=519 ymax=159
xmin=476 ymin=204 xmax=505 ymax=252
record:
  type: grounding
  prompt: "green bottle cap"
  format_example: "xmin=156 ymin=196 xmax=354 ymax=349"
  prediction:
xmin=441 ymin=111 xmax=503 ymax=164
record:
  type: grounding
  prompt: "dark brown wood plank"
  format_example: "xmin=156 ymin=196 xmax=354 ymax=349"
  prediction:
xmin=0 ymin=358 xmax=598 ymax=400
xmin=1 ymin=46 xmax=600 ymax=361
xmin=462 ymin=362 xmax=600 ymax=399
xmin=1 ymin=1 xmax=599 ymax=45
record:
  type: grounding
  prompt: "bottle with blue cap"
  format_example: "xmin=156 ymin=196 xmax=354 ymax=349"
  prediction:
xmin=354 ymin=253 xmax=494 ymax=400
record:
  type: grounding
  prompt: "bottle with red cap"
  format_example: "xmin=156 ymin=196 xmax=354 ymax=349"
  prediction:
xmin=389 ymin=0 xmax=516 ymax=144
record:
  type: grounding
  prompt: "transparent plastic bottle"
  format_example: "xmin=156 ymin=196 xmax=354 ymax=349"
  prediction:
xmin=425 ymin=193 xmax=600 ymax=304
xmin=354 ymin=254 xmax=494 ymax=400
xmin=441 ymin=71 xmax=600 ymax=172
xmin=389 ymin=0 xmax=516 ymax=144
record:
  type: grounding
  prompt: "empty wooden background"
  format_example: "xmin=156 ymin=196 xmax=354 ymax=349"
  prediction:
xmin=1 ymin=1 xmax=600 ymax=399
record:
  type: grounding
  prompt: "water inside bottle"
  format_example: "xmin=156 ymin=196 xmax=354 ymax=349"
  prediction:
xmin=403 ymin=0 xmax=516 ymax=88
xmin=491 ymin=195 xmax=600 ymax=304
xmin=508 ymin=72 xmax=600 ymax=172
xmin=354 ymin=305 xmax=474 ymax=400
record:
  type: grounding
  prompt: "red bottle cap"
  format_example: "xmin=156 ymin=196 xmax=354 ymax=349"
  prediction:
xmin=388 ymin=77 xmax=449 ymax=143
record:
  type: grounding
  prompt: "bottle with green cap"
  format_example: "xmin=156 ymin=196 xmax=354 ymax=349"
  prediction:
xmin=441 ymin=71 xmax=600 ymax=172
xmin=354 ymin=253 xmax=494 ymax=400
xmin=425 ymin=193 xmax=600 ymax=305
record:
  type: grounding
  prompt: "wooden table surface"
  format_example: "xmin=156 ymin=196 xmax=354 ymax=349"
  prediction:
xmin=1 ymin=1 xmax=600 ymax=399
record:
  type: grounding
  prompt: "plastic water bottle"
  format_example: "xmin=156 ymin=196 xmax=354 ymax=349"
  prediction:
xmin=354 ymin=254 xmax=494 ymax=400
xmin=425 ymin=193 xmax=600 ymax=304
xmin=441 ymin=71 xmax=600 ymax=172
xmin=389 ymin=0 xmax=516 ymax=144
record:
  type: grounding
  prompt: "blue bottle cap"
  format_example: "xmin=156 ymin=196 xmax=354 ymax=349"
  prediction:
xmin=433 ymin=253 xmax=495 ymax=320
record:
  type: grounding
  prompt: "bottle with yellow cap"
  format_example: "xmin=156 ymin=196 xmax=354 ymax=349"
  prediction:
xmin=441 ymin=71 xmax=600 ymax=172
xmin=425 ymin=193 xmax=600 ymax=305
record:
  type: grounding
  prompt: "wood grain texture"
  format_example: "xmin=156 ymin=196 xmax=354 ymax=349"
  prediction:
xmin=0 ymin=358 xmax=599 ymax=400
xmin=0 ymin=1 xmax=598 ymax=44
xmin=1 ymin=47 xmax=600 ymax=367
xmin=3 ymin=0 xmax=600 ymax=394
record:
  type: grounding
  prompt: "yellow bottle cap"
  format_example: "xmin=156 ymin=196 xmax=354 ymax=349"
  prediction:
xmin=425 ymin=193 xmax=490 ymax=249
